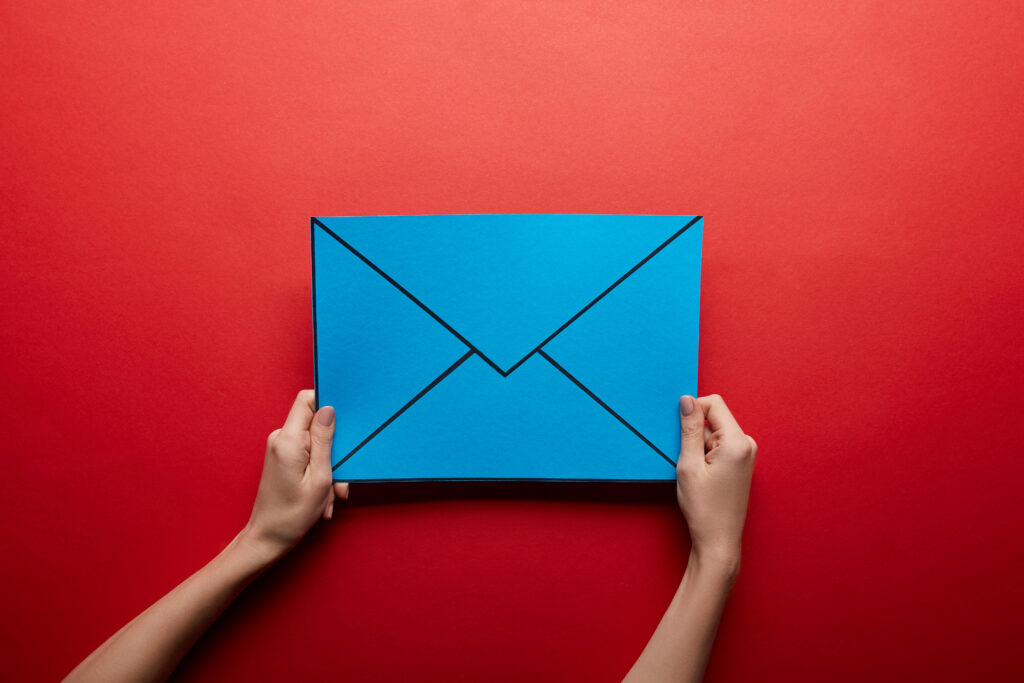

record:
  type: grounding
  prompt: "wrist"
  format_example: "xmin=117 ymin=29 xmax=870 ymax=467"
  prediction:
xmin=688 ymin=547 xmax=741 ymax=585
xmin=233 ymin=524 xmax=290 ymax=569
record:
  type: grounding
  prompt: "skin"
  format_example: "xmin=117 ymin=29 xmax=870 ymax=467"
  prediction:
xmin=64 ymin=391 xmax=345 ymax=683
xmin=65 ymin=392 xmax=755 ymax=683
xmin=623 ymin=394 xmax=757 ymax=683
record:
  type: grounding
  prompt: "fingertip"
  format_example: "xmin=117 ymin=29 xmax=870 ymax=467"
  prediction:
xmin=316 ymin=405 xmax=335 ymax=427
xmin=334 ymin=482 xmax=350 ymax=500
xmin=680 ymin=395 xmax=696 ymax=416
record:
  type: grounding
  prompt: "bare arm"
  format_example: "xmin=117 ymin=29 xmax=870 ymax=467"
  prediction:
xmin=65 ymin=391 xmax=347 ymax=683
xmin=624 ymin=395 xmax=757 ymax=683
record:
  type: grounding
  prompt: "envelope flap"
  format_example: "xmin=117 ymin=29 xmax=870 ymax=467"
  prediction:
xmin=316 ymin=215 xmax=694 ymax=373
xmin=313 ymin=223 xmax=472 ymax=460
xmin=335 ymin=353 xmax=677 ymax=481
xmin=544 ymin=221 xmax=702 ymax=458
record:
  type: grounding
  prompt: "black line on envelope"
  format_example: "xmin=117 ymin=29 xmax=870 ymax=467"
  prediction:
xmin=310 ymin=219 xmax=321 ymax=410
xmin=537 ymin=350 xmax=678 ymax=467
xmin=312 ymin=218 xmax=508 ymax=376
xmin=506 ymin=215 xmax=704 ymax=374
xmin=311 ymin=218 xmax=700 ymax=378
xmin=333 ymin=350 xmax=475 ymax=470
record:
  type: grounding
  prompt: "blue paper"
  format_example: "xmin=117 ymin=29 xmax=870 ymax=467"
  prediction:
xmin=312 ymin=214 xmax=703 ymax=481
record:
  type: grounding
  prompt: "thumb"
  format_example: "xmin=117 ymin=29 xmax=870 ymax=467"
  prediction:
xmin=309 ymin=406 xmax=336 ymax=476
xmin=678 ymin=395 xmax=706 ymax=468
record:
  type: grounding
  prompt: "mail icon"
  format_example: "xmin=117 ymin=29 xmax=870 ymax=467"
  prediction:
xmin=312 ymin=214 xmax=703 ymax=482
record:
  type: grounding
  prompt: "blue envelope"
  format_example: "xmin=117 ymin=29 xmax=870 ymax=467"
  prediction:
xmin=311 ymin=214 xmax=703 ymax=482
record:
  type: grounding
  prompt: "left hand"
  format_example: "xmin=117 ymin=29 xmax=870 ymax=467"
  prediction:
xmin=241 ymin=390 xmax=348 ymax=561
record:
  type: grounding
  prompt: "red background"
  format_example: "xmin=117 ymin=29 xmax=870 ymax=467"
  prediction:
xmin=2 ymin=2 xmax=1022 ymax=681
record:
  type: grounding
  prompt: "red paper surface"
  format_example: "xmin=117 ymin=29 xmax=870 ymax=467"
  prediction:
xmin=2 ymin=2 xmax=1022 ymax=681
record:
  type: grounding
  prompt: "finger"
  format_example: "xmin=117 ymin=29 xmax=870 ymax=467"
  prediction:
xmin=334 ymin=481 xmax=350 ymax=500
xmin=322 ymin=488 xmax=335 ymax=520
xmin=308 ymin=405 xmax=336 ymax=478
xmin=697 ymin=394 xmax=743 ymax=436
xmin=678 ymin=395 xmax=707 ymax=467
xmin=282 ymin=390 xmax=316 ymax=436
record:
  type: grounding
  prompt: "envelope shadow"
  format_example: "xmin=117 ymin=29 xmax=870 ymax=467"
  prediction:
xmin=346 ymin=480 xmax=677 ymax=506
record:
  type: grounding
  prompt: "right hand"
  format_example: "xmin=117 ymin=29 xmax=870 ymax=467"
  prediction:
xmin=675 ymin=394 xmax=757 ymax=575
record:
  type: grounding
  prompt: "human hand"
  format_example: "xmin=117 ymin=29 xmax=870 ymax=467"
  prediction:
xmin=676 ymin=394 xmax=756 ymax=576
xmin=240 ymin=390 xmax=349 ymax=563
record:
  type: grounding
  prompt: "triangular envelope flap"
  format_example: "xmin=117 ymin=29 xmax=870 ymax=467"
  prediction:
xmin=313 ymin=224 xmax=470 ymax=461
xmin=544 ymin=220 xmax=703 ymax=458
xmin=334 ymin=354 xmax=677 ymax=480
xmin=317 ymin=215 xmax=694 ymax=372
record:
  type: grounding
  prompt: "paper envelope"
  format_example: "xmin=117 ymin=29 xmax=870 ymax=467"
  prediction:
xmin=312 ymin=214 xmax=703 ymax=482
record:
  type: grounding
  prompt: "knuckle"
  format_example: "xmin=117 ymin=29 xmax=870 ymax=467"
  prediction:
xmin=728 ymin=439 xmax=754 ymax=461
xmin=311 ymin=432 xmax=333 ymax=448
xmin=677 ymin=461 xmax=701 ymax=481
xmin=746 ymin=435 xmax=758 ymax=457
xmin=266 ymin=429 xmax=281 ymax=447
xmin=272 ymin=433 xmax=300 ymax=456
xmin=296 ymin=389 xmax=314 ymax=402
xmin=681 ymin=420 xmax=704 ymax=439
xmin=721 ymin=434 xmax=750 ymax=458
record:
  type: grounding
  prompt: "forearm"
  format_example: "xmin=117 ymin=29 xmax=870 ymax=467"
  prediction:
xmin=623 ymin=552 xmax=738 ymax=683
xmin=65 ymin=528 xmax=278 ymax=683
